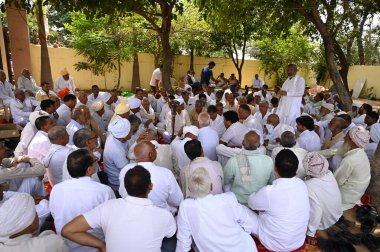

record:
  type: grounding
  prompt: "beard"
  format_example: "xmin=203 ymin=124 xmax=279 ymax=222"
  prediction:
xmin=336 ymin=143 xmax=351 ymax=155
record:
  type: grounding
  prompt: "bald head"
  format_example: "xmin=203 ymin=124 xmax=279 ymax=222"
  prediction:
xmin=243 ymin=131 xmax=260 ymax=150
xmin=267 ymin=114 xmax=280 ymax=126
xmin=134 ymin=141 xmax=156 ymax=162
xmin=328 ymin=117 xmax=345 ymax=134
xmin=198 ymin=112 xmax=210 ymax=127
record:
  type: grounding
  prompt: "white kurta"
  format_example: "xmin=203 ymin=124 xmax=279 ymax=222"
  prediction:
xmin=176 ymin=193 xmax=257 ymax=252
xmin=28 ymin=131 xmax=51 ymax=162
xmin=334 ymin=148 xmax=371 ymax=211
xmin=0 ymin=80 xmax=15 ymax=107
xmin=54 ymin=76 xmax=76 ymax=93
xmin=56 ymin=104 xmax=72 ymax=126
xmin=171 ymin=137 xmax=192 ymax=173
xmin=50 ymin=176 xmax=115 ymax=252
xmin=198 ymin=126 xmax=219 ymax=161
xmin=43 ymin=144 xmax=71 ymax=186
xmin=83 ymin=197 xmax=176 ymax=252
xmin=248 ymin=177 xmax=310 ymax=252
xmin=297 ymin=130 xmax=321 ymax=152
xmin=66 ymin=119 xmax=85 ymax=147
xmin=165 ymin=109 xmax=191 ymax=136
xmin=10 ymin=98 xmax=33 ymax=126
xmin=276 ymin=75 xmax=305 ymax=127
xmin=221 ymin=122 xmax=248 ymax=147
xmin=244 ymin=114 xmax=263 ymax=133
xmin=14 ymin=122 xmax=36 ymax=156
xmin=17 ymin=76 xmax=40 ymax=94
xmin=210 ymin=114 xmax=226 ymax=138
xmin=253 ymin=111 xmax=272 ymax=128
xmin=305 ymin=171 xmax=342 ymax=237
xmin=271 ymin=146 xmax=308 ymax=179
xmin=119 ymin=162 xmax=183 ymax=214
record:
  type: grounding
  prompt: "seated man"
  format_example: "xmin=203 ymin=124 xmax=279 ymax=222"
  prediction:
xmin=220 ymin=110 xmax=248 ymax=147
xmin=322 ymin=117 xmax=346 ymax=150
xmin=224 ymin=131 xmax=274 ymax=206
xmin=264 ymin=114 xmax=294 ymax=150
xmin=119 ymin=141 xmax=183 ymax=214
xmin=303 ymin=152 xmax=342 ymax=239
xmin=207 ymin=105 xmax=226 ymax=138
xmin=0 ymin=193 xmax=68 ymax=252
xmin=271 ymin=131 xmax=308 ymax=179
xmin=189 ymin=100 xmax=206 ymax=127
xmin=43 ymin=126 xmax=71 ymax=187
xmin=66 ymin=106 xmax=91 ymax=147
xmin=248 ymin=149 xmax=309 ymax=251
xmin=17 ymin=68 xmax=40 ymax=97
xmin=62 ymin=166 xmax=176 ymax=252
xmin=296 ymin=115 xmax=321 ymax=152
xmin=238 ymin=104 xmax=263 ymax=133
xmin=180 ymin=139 xmax=223 ymax=198
xmin=104 ymin=118 xmax=132 ymax=192
xmin=176 ymin=167 xmax=258 ymax=252
xmin=91 ymin=100 xmax=113 ymax=135
xmin=28 ymin=116 xmax=56 ymax=162
xmin=253 ymin=101 xmax=271 ymax=128
xmin=0 ymin=70 xmax=15 ymax=120
xmin=50 ymin=148 xmax=115 ymax=252
xmin=54 ymin=68 xmax=76 ymax=94
xmin=334 ymin=126 xmax=371 ymax=211
xmin=56 ymin=94 xmax=77 ymax=126
xmin=35 ymin=81 xmax=57 ymax=102
xmin=198 ymin=112 xmax=219 ymax=161
xmin=164 ymin=98 xmax=191 ymax=142
xmin=10 ymin=89 xmax=34 ymax=127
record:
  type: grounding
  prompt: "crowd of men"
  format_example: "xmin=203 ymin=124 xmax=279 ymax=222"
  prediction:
xmin=0 ymin=62 xmax=378 ymax=251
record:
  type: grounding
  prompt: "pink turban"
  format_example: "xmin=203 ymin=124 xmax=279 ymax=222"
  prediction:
xmin=303 ymin=152 xmax=329 ymax=178
xmin=349 ymin=126 xmax=370 ymax=148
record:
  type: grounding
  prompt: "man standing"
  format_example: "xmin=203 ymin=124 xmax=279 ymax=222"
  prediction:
xmin=200 ymin=61 xmax=216 ymax=86
xmin=17 ymin=68 xmax=39 ymax=97
xmin=54 ymin=68 xmax=76 ymax=94
xmin=149 ymin=64 xmax=162 ymax=93
xmin=276 ymin=64 xmax=305 ymax=127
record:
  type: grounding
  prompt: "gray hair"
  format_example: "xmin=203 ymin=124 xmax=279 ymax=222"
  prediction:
xmin=198 ymin=112 xmax=210 ymax=127
xmin=72 ymin=105 xmax=88 ymax=120
xmin=48 ymin=126 xmax=68 ymax=142
xmin=280 ymin=131 xmax=296 ymax=148
xmin=259 ymin=100 xmax=269 ymax=107
xmin=73 ymin=128 xmax=92 ymax=148
xmin=243 ymin=131 xmax=260 ymax=150
xmin=188 ymin=167 xmax=212 ymax=198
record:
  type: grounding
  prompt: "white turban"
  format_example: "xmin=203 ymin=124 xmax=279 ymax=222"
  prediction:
xmin=183 ymin=126 xmax=199 ymax=137
xmin=336 ymin=111 xmax=347 ymax=115
xmin=174 ymin=98 xmax=184 ymax=106
xmin=91 ymin=101 xmax=104 ymax=112
xmin=0 ymin=193 xmax=36 ymax=241
xmin=370 ymin=123 xmax=380 ymax=143
xmin=321 ymin=102 xmax=334 ymax=112
xmin=108 ymin=118 xmax=131 ymax=139
xmin=303 ymin=152 xmax=329 ymax=178
xmin=128 ymin=97 xmax=142 ymax=110
xmin=349 ymin=126 xmax=370 ymax=148
xmin=29 ymin=111 xmax=49 ymax=127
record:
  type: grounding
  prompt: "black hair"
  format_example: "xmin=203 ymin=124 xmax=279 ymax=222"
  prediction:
xmin=198 ymin=93 xmax=206 ymax=100
xmin=223 ymin=110 xmax=239 ymax=124
xmin=315 ymin=92 xmax=324 ymax=101
xmin=270 ymin=97 xmax=279 ymax=105
xmin=91 ymin=85 xmax=99 ymax=89
xmin=67 ymin=148 xmax=94 ymax=178
xmin=128 ymin=114 xmax=142 ymax=125
xmin=239 ymin=104 xmax=251 ymax=113
xmin=275 ymin=149 xmax=298 ymax=178
xmin=124 ymin=165 xmax=151 ymax=198
xmin=207 ymin=105 xmax=217 ymax=113
xmin=296 ymin=115 xmax=315 ymax=131
xmin=63 ymin=94 xmax=77 ymax=102
xmin=209 ymin=61 xmax=216 ymax=67
xmin=366 ymin=111 xmax=379 ymax=122
xmin=40 ymin=99 xmax=55 ymax=111
xmin=184 ymin=140 xmax=202 ymax=160
xmin=362 ymin=103 xmax=373 ymax=113
xmin=337 ymin=114 xmax=352 ymax=124
xmin=35 ymin=116 xmax=51 ymax=130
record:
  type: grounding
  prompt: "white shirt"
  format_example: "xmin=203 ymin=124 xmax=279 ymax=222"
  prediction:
xmin=103 ymin=134 xmax=129 ymax=190
xmin=54 ymin=76 xmax=76 ymax=93
xmin=180 ymin=157 xmax=224 ymax=198
xmin=14 ymin=122 xmax=38 ymax=157
xmin=165 ymin=109 xmax=191 ymax=136
xmin=352 ymin=114 xmax=366 ymax=127
xmin=0 ymin=80 xmax=15 ymax=107
xmin=10 ymin=98 xmax=33 ymax=126
xmin=28 ymin=131 xmax=51 ymax=162
xmin=17 ymin=76 xmax=40 ymax=94
xmin=176 ymin=192 xmax=257 ymax=252
xmin=334 ymin=148 xmax=371 ymax=211
xmin=221 ymin=122 xmax=248 ymax=147
xmin=252 ymin=77 xmax=264 ymax=89
xmin=271 ymin=146 xmax=308 ymax=179
xmin=276 ymin=75 xmax=305 ymax=127
xmin=210 ymin=114 xmax=226 ymax=138
xmin=156 ymin=96 xmax=168 ymax=120
xmin=198 ymin=126 xmax=219 ymax=161
xmin=244 ymin=114 xmax=263 ymax=133
xmin=149 ymin=68 xmax=162 ymax=86
xmin=256 ymin=90 xmax=272 ymax=104
xmin=43 ymin=144 xmax=71 ymax=186
xmin=305 ymin=171 xmax=342 ymax=237
xmin=297 ymin=130 xmax=321 ymax=152
xmin=50 ymin=176 xmax=115 ymax=252
xmin=84 ymin=196 xmax=176 ymax=252
xmin=253 ymin=111 xmax=271 ymax=128
xmin=66 ymin=120 xmax=85 ymax=147
xmin=248 ymin=177 xmax=309 ymax=252
xmin=87 ymin=92 xmax=109 ymax=103
xmin=56 ymin=104 xmax=72 ymax=126
xmin=171 ymin=137 xmax=192 ymax=173
xmin=119 ymin=162 xmax=183 ymax=214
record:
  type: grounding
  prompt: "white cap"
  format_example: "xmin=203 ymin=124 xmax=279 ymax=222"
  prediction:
xmin=128 ymin=97 xmax=142 ymax=110
xmin=321 ymin=102 xmax=334 ymax=112
xmin=175 ymin=98 xmax=185 ymax=106
xmin=91 ymin=101 xmax=105 ymax=112
xmin=183 ymin=126 xmax=199 ymax=137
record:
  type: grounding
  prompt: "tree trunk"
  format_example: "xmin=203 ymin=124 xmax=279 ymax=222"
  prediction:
xmin=367 ymin=142 xmax=380 ymax=210
xmin=190 ymin=47 xmax=194 ymax=71
xmin=357 ymin=13 xmax=367 ymax=65
xmin=36 ymin=0 xmax=52 ymax=85
xmin=160 ymin=3 xmax=173 ymax=94
xmin=117 ymin=56 xmax=121 ymax=89
xmin=131 ymin=52 xmax=140 ymax=91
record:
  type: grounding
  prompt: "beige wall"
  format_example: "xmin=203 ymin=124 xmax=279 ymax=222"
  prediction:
xmin=29 ymin=44 xmax=316 ymax=90
xmin=346 ymin=65 xmax=380 ymax=98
